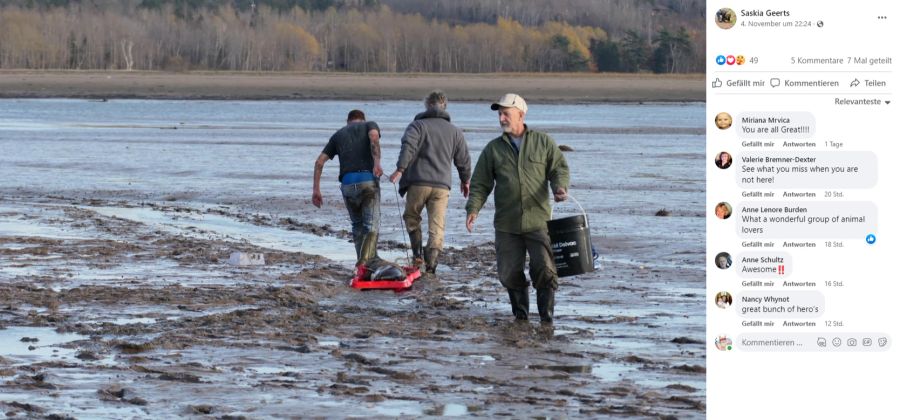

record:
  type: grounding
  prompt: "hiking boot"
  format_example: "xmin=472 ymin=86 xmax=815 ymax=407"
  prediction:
xmin=536 ymin=288 xmax=555 ymax=324
xmin=408 ymin=230 xmax=424 ymax=268
xmin=507 ymin=288 xmax=529 ymax=321
xmin=424 ymin=248 xmax=440 ymax=274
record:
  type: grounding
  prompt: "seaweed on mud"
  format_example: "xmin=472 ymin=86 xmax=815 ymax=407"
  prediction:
xmin=671 ymin=364 xmax=706 ymax=374
xmin=113 ymin=341 xmax=156 ymax=354
xmin=158 ymin=371 xmax=203 ymax=383
xmin=671 ymin=336 xmax=703 ymax=345
xmin=98 ymin=386 xmax=148 ymax=405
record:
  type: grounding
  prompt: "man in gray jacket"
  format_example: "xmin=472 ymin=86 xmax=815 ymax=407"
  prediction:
xmin=389 ymin=91 xmax=471 ymax=274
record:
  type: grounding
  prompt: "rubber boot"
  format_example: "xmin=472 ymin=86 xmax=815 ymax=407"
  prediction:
xmin=424 ymin=248 xmax=440 ymax=274
xmin=536 ymin=288 xmax=555 ymax=324
xmin=356 ymin=232 xmax=379 ymax=268
xmin=507 ymin=288 xmax=529 ymax=321
xmin=408 ymin=230 xmax=424 ymax=269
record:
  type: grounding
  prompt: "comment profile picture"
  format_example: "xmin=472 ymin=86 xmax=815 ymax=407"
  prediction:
xmin=715 ymin=112 xmax=732 ymax=130
xmin=715 ymin=151 xmax=732 ymax=169
xmin=715 ymin=291 xmax=733 ymax=309
xmin=715 ymin=8 xmax=737 ymax=29
xmin=715 ymin=202 xmax=732 ymax=220
xmin=715 ymin=252 xmax=732 ymax=270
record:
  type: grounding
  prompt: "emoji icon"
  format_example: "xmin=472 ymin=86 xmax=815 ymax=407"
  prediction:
xmin=716 ymin=55 xmax=727 ymax=65
xmin=726 ymin=55 xmax=736 ymax=65
xmin=736 ymin=55 xmax=746 ymax=65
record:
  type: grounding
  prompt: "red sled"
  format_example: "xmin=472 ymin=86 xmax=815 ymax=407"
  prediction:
xmin=350 ymin=265 xmax=421 ymax=291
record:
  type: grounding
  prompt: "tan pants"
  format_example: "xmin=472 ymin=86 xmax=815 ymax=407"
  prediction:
xmin=403 ymin=185 xmax=450 ymax=251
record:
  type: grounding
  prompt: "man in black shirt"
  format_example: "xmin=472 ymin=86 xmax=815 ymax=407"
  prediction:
xmin=312 ymin=109 xmax=383 ymax=260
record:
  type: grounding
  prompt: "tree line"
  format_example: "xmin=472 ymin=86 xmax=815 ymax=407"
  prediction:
xmin=0 ymin=1 xmax=702 ymax=73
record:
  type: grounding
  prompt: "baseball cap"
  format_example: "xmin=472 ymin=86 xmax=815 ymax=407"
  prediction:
xmin=491 ymin=93 xmax=527 ymax=113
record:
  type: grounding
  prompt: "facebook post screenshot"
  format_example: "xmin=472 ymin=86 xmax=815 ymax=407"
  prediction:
xmin=709 ymin=0 xmax=897 ymax=418
xmin=0 ymin=0 xmax=896 ymax=418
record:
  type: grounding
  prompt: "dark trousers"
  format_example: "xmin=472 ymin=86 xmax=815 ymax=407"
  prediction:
xmin=495 ymin=229 xmax=558 ymax=290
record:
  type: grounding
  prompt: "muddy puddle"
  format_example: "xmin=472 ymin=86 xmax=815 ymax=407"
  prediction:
xmin=1 ymin=195 xmax=704 ymax=418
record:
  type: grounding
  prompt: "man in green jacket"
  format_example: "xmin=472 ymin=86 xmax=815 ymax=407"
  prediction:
xmin=465 ymin=93 xmax=570 ymax=324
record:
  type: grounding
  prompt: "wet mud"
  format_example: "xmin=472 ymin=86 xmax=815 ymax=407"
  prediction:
xmin=1 ymin=195 xmax=704 ymax=418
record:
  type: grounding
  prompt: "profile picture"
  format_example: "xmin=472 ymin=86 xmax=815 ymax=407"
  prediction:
xmin=715 ymin=8 xmax=737 ymax=29
xmin=715 ymin=151 xmax=732 ymax=169
xmin=715 ymin=252 xmax=732 ymax=269
xmin=715 ymin=112 xmax=732 ymax=130
xmin=715 ymin=335 xmax=734 ymax=351
xmin=715 ymin=202 xmax=732 ymax=220
xmin=715 ymin=291 xmax=733 ymax=309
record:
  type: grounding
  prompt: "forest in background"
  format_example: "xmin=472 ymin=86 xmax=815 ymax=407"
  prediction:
xmin=0 ymin=0 xmax=705 ymax=73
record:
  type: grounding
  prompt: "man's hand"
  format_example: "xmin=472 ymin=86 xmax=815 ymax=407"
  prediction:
xmin=312 ymin=190 xmax=323 ymax=208
xmin=466 ymin=213 xmax=477 ymax=232
xmin=553 ymin=187 xmax=568 ymax=202
xmin=389 ymin=170 xmax=402 ymax=184
xmin=460 ymin=181 xmax=470 ymax=198
xmin=373 ymin=163 xmax=384 ymax=178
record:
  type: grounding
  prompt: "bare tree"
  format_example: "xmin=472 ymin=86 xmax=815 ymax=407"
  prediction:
xmin=120 ymin=39 xmax=133 ymax=70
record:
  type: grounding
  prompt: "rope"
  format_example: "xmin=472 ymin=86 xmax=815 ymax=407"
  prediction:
xmin=391 ymin=179 xmax=412 ymax=266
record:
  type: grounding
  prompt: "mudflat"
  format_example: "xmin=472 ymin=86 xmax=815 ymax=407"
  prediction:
xmin=0 ymin=70 xmax=704 ymax=102
xmin=0 ymin=196 xmax=706 ymax=418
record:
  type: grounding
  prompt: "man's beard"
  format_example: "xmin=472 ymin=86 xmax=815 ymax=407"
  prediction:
xmin=501 ymin=124 xmax=512 ymax=133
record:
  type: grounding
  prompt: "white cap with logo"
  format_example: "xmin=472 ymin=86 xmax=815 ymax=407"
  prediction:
xmin=491 ymin=93 xmax=527 ymax=114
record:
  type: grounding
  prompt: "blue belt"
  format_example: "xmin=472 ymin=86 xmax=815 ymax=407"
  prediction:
xmin=342 ymin=171 xmax=376 ymax=185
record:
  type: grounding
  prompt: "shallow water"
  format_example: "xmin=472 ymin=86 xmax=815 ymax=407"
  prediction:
xmin=0 ymin=327 xmax=84 ymax=364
